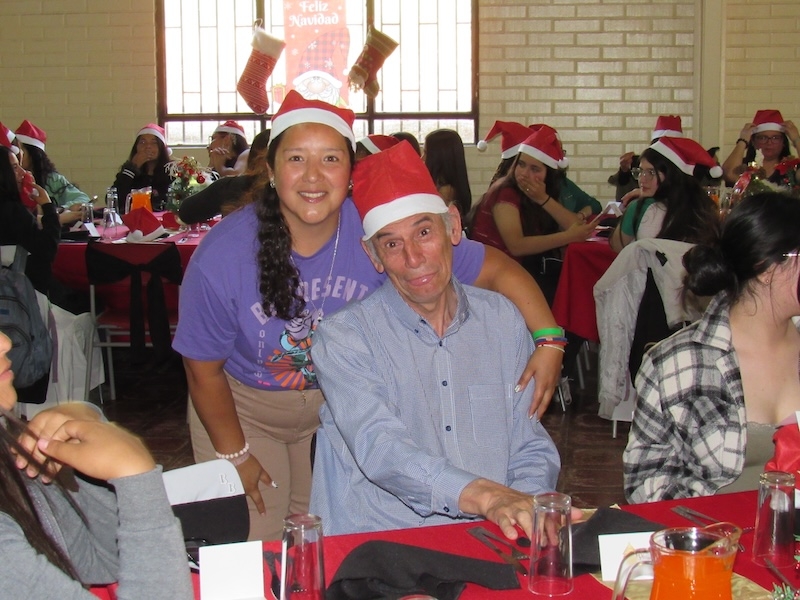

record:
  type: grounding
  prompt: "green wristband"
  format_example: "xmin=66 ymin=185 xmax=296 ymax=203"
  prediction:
xmin=531 ymin=327 xmax=565 ymax=340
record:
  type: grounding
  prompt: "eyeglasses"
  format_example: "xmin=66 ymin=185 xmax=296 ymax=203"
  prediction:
xmin=784 ymin=251 xmax=800 ymax=258
xmin=754 ymin=134 xmax=783 ymax=144
xmin=631 ymin=167 xmax=657 ymax=180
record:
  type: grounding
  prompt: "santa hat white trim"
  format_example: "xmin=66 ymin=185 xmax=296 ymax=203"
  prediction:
xmin=752 ymin=121 xmax=785 ymax=134
xmin=517 ymin=143 xmax=568 ymax=170
xmin=214 ymin=124 xmax=246 ymax=137
xmin=16 ymin=133 xmax=45 ymax=151
xmin=362 ymin=193 xmax=448 ymax=240
xmin=270 ymin=107 xmax=356 ymax=151
xmin=501 ymin=143 xmax=523 ymax=160
xmin=360 ymin=137 xmax=381 ymax=155
xmin=651 ymin=127 xmax=683 ymax=139
xmin=650 ymin=140 xmax=723 ymax=179
xmin=138 ymin=126 xmax=167 ymax=147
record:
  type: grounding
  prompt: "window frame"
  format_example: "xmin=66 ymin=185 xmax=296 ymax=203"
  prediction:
xmin=154 ymin=0 xmax=479 ymax=143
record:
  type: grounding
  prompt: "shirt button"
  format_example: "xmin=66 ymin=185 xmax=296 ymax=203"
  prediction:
xmin=439 ymin=340 xmax=443 ymax=347
xmin=443 ymin=506 xmax=450 ymax=513
xmin=442 ymin=381 xmax=448 ymax=386
xmin=445 ymin=425 xmax=452 ymax=431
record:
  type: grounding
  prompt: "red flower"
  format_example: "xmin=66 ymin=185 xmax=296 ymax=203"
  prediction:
xmin=774 ymin=158 xmax=800 ymax=176
xmin=197 ymin=175 xmax=206 ymax=184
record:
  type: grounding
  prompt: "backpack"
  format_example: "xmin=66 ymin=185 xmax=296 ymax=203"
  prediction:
xmin=0 ymin=249 xmax=52 ymax=389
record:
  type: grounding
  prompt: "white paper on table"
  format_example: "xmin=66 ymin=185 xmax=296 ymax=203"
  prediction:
xmin=199 ymin=540 xmax=266 ymax=600
xmin=598 ymin=531 xmax=654 ymax=581
xmin=84 ymin=222 xmax=100 ymax=237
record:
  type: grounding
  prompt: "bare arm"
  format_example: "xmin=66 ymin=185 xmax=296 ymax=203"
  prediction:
xmin=721 ymin=123 xmax=753 ymax=185
xmin=473 ymin=246 xmax=564 ymax=418
xmin=493 ymin=203 xmax=594 ymax=257
xmin=183 ymin=357 xmax=274 ymax=513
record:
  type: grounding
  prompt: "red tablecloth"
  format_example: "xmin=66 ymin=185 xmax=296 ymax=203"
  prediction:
xmin=551 ymin=238 xmax=617 ymax=342
xmin=92 ymin=490 xmax=787 ymax=599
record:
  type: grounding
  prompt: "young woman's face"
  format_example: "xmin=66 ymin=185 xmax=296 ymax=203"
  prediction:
xmin=19 ymin=145 xmax=32 ymax=170
xmin=637 ymin=158 xmax=663 ymax=198
xmin=136 ymin=134 xmax=160 ymax=162
xmin=272 ymin=122 xmax=352 ymax=231
xmin=753 ymin=129 xmax=784 ymax=161
xmin=0 ymin=332 xmax=16 ymax=412
xmin=8 ymin=151 xmax=25 ymax=186
xmin=513 ymin=153 xmax=547 ymax=188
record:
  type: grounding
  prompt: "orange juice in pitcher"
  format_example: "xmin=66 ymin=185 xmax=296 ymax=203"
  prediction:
xmin=126 ymin=187 xmax=153 ymax=212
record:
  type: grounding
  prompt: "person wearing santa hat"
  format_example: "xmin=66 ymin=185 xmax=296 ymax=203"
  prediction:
xmin=625 ymin=191 xmax=800 ymax=503
xmin=309 ymin=141 xmax=561 ymax=537
xmin=174 ymin=90 xmax=565 ymax=541
xmin=15 ymin=120 xmax=89 ymax=225
xmin=207 ymin=120 xmax=250 ymax=177
xmin=609 ymin=136 xmax=721 ymax=254
xmin=721 ymin=109 xmax=800 ymax=186
xmin=389 ymin=131 xmax=422 ymax=156
xmin=112 ymin=123 xmax=174 ymax=214
xmin=469 ymin=125 xmax=598 ymax=304
xmin=354 ymin=133 xmax=400 ymax=162
xmin=0 ymin=145 xmax=60 ymax=294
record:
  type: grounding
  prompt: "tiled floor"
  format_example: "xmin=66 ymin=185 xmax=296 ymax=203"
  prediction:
xmin=98 ymin=346 xmax=631 ymax=509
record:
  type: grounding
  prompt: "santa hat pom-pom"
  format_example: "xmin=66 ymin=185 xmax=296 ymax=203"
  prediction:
xmin=476 ymin=140 xmax=488 ymax=152
xmin=709 ymin=165 xmax=723 ymax=179
xmin=557 ymin=157 xmax=569 ymax=169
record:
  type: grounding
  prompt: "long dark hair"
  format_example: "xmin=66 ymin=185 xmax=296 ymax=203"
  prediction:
xmin=632 ymin=148 xmax=719 ymax=245
xmin=423 ymin=129 xmax=473 ymax=219
xmin=21 ymin=144 xmax=57 ymax=190
xmin=254 ymin=130 xmax=355 ymax=321
xmin=0 ymin=410 xmax=80 ymax=579
xmin=683 ymin=191 xmax=800 ymax=307
xmin=0 ymin=146 xmax=23 ymax=205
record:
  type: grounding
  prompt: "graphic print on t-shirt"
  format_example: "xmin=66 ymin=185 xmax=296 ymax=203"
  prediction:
xmin=267 ymin=307 xmax=321 ymax=389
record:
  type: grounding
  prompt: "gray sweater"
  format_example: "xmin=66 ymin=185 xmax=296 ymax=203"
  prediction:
xmin=0 ymin=466 xmax=193 ymax=599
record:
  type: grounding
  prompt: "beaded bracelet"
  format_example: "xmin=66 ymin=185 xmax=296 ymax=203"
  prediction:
xmin=215 ymin=442 xmax=250 ymax=461
xmin=532 ymin=327 xmax=565 ymax=339
xmin=228 ymin=451 xmax=251 ymax=467
xmin=538 ymin=343 xmax=566 ymax=353
xmin=736 ymin=138 xmax=748 ymax=146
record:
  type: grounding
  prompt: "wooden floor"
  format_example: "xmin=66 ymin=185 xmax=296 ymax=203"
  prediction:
xmin=98 ymin=346 xmax=631 ymax=509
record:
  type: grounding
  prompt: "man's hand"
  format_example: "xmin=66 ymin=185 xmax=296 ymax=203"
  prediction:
xmin=16 ymin=403 xmax=103 ymax=482
xmin=460 ymin=478 xmax=536 ymax=539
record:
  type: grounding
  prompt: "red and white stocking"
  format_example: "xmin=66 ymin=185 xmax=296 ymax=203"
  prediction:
xmin=347 ymin=27 xmax=398 ymax=99
xmin=237 ymin=26 xmax=285 ymax=115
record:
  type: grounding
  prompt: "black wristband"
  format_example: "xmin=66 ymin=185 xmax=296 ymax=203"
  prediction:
xmin=736 ymin=138 xmax=748 ymax=146
xmin=540 ymin=195 xmax=552 ymax=208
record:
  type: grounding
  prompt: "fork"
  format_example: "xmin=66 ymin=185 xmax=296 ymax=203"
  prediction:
xmin=670 ymin=506 xmax=746 ymax=551
xmin=467 ymin=526 xmax=528 ymax=561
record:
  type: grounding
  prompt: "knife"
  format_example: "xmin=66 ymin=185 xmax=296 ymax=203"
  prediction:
xmin=263 ymin=550 xmax=281 ymax=600
xmin=467 ymin=526 xmax=529 ymax=561
xmin=466 ymin=528 xmax=528 ymax=575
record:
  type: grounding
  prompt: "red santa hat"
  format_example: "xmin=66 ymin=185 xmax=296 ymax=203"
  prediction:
xmin=651 ymin=115 xmax=683 ymax=139
xmin=0 ymin=122 xmax=18 ymax=154
xmin=517 ymin=125 xmax=568 ymax=169
xmin=213 ymin=120 xmax=246 ymax=138
xmin=353 ymin=140 xmax=447 ymax=240
xmin=477 ymin=121 xmax=544 ymax=159
xmin=358 ymin=134 xmax=401 ymax=155
xmin=137 ymin=123 xmax=167 ymax=147
xmin=269 ymin=90 xmax=356 ymax=151
xmin=751 ymin=109 xmax=785 ymax=134
xmin=649 ymin=136 xmax=723 ymax=179
xmin=15 ymin=120 xmax=47 ymax=151
xmin=122 ymin=207 xmax=166 ymax=243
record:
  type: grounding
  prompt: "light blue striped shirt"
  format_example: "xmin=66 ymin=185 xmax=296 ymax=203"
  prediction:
xmin=310 ymin=278 xmax=560 ymax=535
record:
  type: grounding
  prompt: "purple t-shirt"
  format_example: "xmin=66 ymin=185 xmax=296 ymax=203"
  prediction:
xmin=173 ymin=199 xmax=484 ymax=390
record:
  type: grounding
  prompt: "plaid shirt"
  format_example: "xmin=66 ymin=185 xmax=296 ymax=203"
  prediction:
xmin=624 ymin=294 xmax=747 ymax=503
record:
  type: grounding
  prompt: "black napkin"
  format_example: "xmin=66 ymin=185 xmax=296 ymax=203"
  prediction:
xmin=571 ymin=508 xmax=664 ymax=576
xmin=326 ymin=540 xmax=520 ymax=600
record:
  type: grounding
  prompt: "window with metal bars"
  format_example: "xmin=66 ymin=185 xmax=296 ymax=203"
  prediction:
xmin=156 ymin=0 xmax=477 ymax=149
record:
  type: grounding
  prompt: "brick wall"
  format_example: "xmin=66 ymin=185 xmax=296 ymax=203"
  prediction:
xmin=0 ymin=0 xmax=798 ymax=205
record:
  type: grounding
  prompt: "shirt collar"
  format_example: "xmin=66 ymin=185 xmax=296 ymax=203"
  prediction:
xmin=380 ymin=276 xmax=471 ymax=340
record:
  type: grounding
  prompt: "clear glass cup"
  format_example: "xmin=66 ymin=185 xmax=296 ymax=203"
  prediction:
xmin=753 ymin=471 xmax=795 ymax=567
xmin=281 ymin=513 xmax=325 ymax=600
xmin=101 ymin=208 xmax=119 ymax=240
xmin=529 ymin=492 xmax=573 ymax=596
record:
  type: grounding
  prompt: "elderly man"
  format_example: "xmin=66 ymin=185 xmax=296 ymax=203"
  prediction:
xmin=309 ymin=141 xmax=561 ymax=539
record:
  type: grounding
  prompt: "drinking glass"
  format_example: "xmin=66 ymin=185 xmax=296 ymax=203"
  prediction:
xmin=281 ymin=513 xmax=325 ymax=600
xmin=529 ymin=492 xmax=573 ymax=596
xmin=101 ymin=208 xmax=119 ymax=240
xmin=753 ymin=471 xmax=795 ymax=567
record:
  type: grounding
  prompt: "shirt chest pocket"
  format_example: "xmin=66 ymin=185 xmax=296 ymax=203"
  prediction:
xmin=467 ymin=384 xmax=511 ymax=449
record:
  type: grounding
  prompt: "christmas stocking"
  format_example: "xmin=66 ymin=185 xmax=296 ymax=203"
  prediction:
xmin=347 ymin=27 xmax=398 ymax=99
xmin=237 ymin=25 xmax=285 ymax=115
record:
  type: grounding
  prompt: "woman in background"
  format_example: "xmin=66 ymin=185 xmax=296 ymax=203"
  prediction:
xmin=112 ymin=123 xmax=173 ymax=213
xmin=422 ymin=129 xmax=473 ymax=219
xmin=207 ymin=120 xmax=250 ymax=177
xmin=0 ymin=330 xmax=193 ymax=599
xmin=0 ymin=145 xmax=59 ymax=294
xmin=624 ymin=191 xmax=800 ymax=502
xmin=609 ymin=136 xmax=721 ymax=253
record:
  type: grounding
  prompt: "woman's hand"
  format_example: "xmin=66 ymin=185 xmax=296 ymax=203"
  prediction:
xmin=620 ymin=188 xmax=642 ymax=208
xmin=16 ymin=403 xmax=103 ymax=481
xmin=523 ymin=345 xmax=563 ymax=419
xmin=37 ymin=420 xmax=156 ymax=481
xmin=619 ymin=152 xmax=635 ymax=172
xmin=520 ymin=179 xmax=549 ymax=205
xmin=738 ymin=122 xmax=755 ymax=144
xmin=235 ymin=454 xmax=277 ymax=515
xmin=32 ymin=184 xmax=52 ymax=206
xmin=564 ymin=219 xmax=596 ymax=244
xmin=783 ymin=120 xmax=800 ymax=148
xmin=131 ymin=145 xmax=157 ymax=169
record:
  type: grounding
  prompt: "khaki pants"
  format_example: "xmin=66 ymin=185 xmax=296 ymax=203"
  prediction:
xmin=189 ymin=373 xmax=324 ymax=541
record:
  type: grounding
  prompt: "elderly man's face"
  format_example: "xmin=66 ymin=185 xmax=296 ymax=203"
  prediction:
xmin=367 ymin=204 xmax=462 ymax=311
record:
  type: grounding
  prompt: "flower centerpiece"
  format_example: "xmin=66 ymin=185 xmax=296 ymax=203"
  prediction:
xmin=164 ymin=156 xmax=216 ymax=213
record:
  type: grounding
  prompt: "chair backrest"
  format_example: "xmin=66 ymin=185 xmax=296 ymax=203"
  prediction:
xmin=85 ymin=242 xmax=183 ymax=361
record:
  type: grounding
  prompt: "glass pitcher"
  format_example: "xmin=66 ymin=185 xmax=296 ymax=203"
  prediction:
xmin=612 ymin=523 xmax=741 ymax=600
xmin=125 ymin=186 xmax=153 ymax=213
